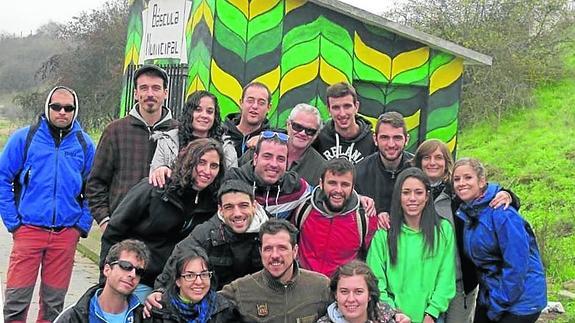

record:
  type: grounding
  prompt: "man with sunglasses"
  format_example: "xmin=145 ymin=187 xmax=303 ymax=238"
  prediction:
xmin=238 ymin=103 xmax=327 ymax=186
xmin=87 ymin=64 xmax=177 ymax=232
xmin=0 ymin=86 xmax=96 ymax=322
xmin=227 ymin=131 xmax=312 ymax=220
xmin=55 ymin=239 xmax=150 ymax=322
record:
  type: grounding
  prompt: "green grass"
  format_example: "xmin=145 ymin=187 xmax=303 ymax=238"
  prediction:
xmin=457 ymin=49 xmax=575 ymax=321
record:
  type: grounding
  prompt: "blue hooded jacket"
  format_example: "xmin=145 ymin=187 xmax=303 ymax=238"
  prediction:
xmin=456 ymin=183 xmax=546 ymax=320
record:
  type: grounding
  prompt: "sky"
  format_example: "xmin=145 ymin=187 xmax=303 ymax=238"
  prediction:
xmin=0 ymin=0 xmax=400 ymax=35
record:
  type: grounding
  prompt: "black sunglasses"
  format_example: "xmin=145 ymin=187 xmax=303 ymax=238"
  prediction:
xmin=290 ymin=122 xmax=318 ymax=136
xmin=110 ymin=260 xmax=145 ymax=277
xmin=49 ymin=103 xmax=76 ymax=113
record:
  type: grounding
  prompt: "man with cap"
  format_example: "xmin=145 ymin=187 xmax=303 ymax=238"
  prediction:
xmin=87 ymin=64 xmax=177 ymax=231
xmin=0 ymin=86 xmax=96 ymax=322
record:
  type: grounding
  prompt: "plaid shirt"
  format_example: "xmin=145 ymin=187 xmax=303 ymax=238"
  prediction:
xmin=86 ymin=105 xmax=177 ymax=225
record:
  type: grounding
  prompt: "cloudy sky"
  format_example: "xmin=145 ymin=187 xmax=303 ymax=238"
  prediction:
xmin=0 ymin=0 xmax=401 ymax=35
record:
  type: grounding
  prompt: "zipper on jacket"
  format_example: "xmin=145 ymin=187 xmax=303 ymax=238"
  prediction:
xmin=51 ymin=131 xmax=63 ymax=226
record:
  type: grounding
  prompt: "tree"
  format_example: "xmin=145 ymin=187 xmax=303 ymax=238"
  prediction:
xmin=387 ymin=0 xmax=575 ymax=127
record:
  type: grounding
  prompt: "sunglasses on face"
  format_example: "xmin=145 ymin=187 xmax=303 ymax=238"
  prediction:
xmin=290 ymin=122 xmax=318 ymax=136
xmin=49 ymin=103 xmax=76 ymax=113
xmin=109 ymin=260 xmax=146 ymax=277
xmin=181 ymin=271 xmax=213 ymax=282
xmin=261 ymin=131 xmax=289 ymax=143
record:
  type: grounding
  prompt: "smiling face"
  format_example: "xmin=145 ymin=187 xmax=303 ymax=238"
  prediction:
xmin=421 ymin=147 xmax=447 ymax=183
xmin=192 ymin=149 xmax=221 ymax=191
xmin=453 ymin=164 xmax=486 ymax=203
xmin=320 ymin=170 xmax=354 ymax=212
xmin=336 ymin=274 xmax=370 ymax=323
xmin=191 ymin=96 xmax=216 ymax=137
xmin=133 ymin=74 xmax=168 ymax=117
xmin=261 ymin=231 xmax=298 ymax=284
xmin=240 ymin=85 xmax=270 ymax=127
xmin=103 ymin=251 xmax=144 ymax=297
xmin=219 ymin=192 xmax=256 ymax=233
xmin=327 ymin=94 xmax=359 ymax=132
xmin=253 ymin=141 xmax=288 ymax=185
xmin=176 ymin=258 xmax=211 ymax=304
xmin=374 ymin=123 xmax=408 ymax=163
xmin=400 ymin=177 xmax=429 ymax=219
xmin=287 ymin=111 xmax=319 ymax=150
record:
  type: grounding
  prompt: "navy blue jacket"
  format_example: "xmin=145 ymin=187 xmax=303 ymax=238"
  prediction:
xmin=0 ymin=116 xmax=95 ymax=235
xmin=456 ymin=184 xmax=546 ymax=320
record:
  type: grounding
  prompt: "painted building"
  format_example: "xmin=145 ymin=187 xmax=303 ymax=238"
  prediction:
xmin=121 ymin=0 xmax=491 ymax=152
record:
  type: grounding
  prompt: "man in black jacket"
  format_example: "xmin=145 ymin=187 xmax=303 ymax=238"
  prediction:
xmin=355 ymin=111 xmax=413 ymax=215
xmin=144 ymin=180 xmax=268 ymax=312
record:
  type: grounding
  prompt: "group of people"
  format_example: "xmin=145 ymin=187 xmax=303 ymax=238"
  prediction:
xmin=0 ymin=64 xmax=547 ymax=323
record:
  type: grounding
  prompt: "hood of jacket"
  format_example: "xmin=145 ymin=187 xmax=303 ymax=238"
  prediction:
xmin=457 ymin=183 xmax=501 ymax=223
xmin=309 ymin=185 xmax=360 ymax=217
xmin=223 ymin=112 xmax=270 ymax=139
xmin=325 ymin=302 xmax=347 ymax=323
xmin=44 ymin=86 xmax=80 ymax=130
xmin=128 ymin=103 xmax=174 ymax=129
xmin=230 ymin=161 xmax=302 ymax=195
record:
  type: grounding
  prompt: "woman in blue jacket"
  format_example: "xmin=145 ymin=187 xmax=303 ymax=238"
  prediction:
xmin=452 ymin=157 xmax=546 ymax=323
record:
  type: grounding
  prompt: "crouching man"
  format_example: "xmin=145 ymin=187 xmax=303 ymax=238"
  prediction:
xmin=55 ymin=240 xmax=150 ymax=322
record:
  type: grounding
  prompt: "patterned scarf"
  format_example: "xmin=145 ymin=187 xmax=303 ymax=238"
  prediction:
xmin=170 ymin=289 xmax=217 ymax=323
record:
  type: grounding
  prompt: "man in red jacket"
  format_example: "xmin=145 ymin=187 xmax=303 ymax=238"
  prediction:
xmin=293 ymin=158 xmax=378 ymax=277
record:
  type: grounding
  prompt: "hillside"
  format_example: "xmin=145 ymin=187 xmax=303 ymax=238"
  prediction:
xmin=457 ymin=45 xmax=575 ymax=321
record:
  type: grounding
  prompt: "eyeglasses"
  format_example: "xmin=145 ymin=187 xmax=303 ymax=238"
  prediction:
xmin=109 ymin=260 xmax=146 ymax=277
xmin=181 ymin=271 xmax=213 ymax=282
xmin=48 ymin=103 xmax=76 ymax=113
xmin=261 ymin=131 xmax=289 ymax=143
xmin=290 ymin=122 xmax=318 ymax=136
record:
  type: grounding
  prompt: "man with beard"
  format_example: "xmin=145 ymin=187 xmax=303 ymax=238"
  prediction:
xmin=87 ymin=65 xmax=177 ymax=231
xmin=143 ymin=180 xmax=268 ymax=313
xmin=355 ymin=111 xmax=413 ymax=215
xmin=293 ymin=158 xmax=378 ymax=277
xmin=312 ymin=82 xmax=376 ymax=164
xmin=220 ymin=219 xmax=331 ymax=322
xmin=223 ymin=82 xmax=271 ymax=158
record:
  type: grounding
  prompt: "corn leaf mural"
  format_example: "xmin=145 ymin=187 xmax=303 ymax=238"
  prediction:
xmin=120 ymin=0 xmax=145 ymax=116
xmin=121 ymin=0 xmax=478 ymax=151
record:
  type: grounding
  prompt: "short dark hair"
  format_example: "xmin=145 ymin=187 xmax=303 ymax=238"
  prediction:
xmin=259 ymin=219 xmax=298 ymax=247
xmin=321 ymin=157 xmax=355 ymax=184
xmin=133 ymin=64 xmax=169 ymax=89
xmin=241 ymin=81 xmax=272 ymax=104
xmin=326 ymin=82 xmax=358 ymax=106
xmin=375 ymin=111 xmax=407 ymax=137
xmin=105 ymin=239 xmax=150 ymax=269
xmin=217 ymin=179 xmax=255 ymax=204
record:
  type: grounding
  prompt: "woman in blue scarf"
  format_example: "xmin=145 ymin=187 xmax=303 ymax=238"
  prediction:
xmin=148 ymin=247 xmax=239 ymax=322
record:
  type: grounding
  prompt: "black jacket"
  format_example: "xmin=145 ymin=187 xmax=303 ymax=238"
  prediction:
xmin=312 ymin=115 xmax=376 ymax=164
xmin=355 ymin=151 xmax=414 ymax=213
xmin=100 ymin=178 xmax=217 ymax=287
xmin=148 ymin=293 xmax=239 ymax=323
xmin=155 ymin=215 xmax=263 ymax=291
xmin=223 ymin=112 xmax=270 ymax=158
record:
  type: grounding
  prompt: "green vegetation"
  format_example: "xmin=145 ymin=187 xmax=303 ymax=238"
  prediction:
xmin=457 ymin=42 xmax=575 ymax=321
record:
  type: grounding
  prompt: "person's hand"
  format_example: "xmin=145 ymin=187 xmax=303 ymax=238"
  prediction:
xmin=149 ymin=166 xmax=172 ymax=188
xmin=246 ymin=135 xmax=260 ymax=149
xmin=143 ymin=292 xmax=163 ymax=318
xmin=395 ymin=313 xmax=411 ymax=323
xmin=423 ymin=314 xmax=435 ymax=323
xmin=99 ymin=222 xmax=108 ymax=232
xmin=359 ymin=195 xmax=376 ymax=217
xmin=490 ymin=191 xmax=512 ymax=209
xmin=377 ymin=212 xmax=390 ymax=230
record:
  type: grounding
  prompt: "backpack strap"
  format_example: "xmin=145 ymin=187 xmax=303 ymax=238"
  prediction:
xmin=22 ymin=115 xmax=43 ymax=164
xmin=356 ymin=206 xmax=370 ymax=260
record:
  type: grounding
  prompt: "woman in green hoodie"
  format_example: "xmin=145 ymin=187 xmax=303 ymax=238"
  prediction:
xmin=367 ymin=168 xmax=456 ymax=323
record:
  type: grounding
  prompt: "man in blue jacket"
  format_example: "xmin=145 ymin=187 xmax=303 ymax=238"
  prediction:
xmin=0 ymin=86 xmax=96 ymax=322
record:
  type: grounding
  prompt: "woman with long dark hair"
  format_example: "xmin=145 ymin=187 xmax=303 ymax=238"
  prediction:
xmin=452 ymin=158 xmax=546 ymax=323
xmin=317 ymin=260 xmax=410 ymax=323
xmin=148 ymin=246 xmax=239 ymax=322
xmin=150 ymin=90 xmax=237 ymax=186
xmin=100 ymin=138 xmax=226 ymax=303
xmin=367 ymin=167 xmax=455 ymax=323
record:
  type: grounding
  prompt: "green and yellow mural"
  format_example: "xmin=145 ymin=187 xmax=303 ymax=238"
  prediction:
xmin=121 ymin=0 xmax=475 ymax=152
